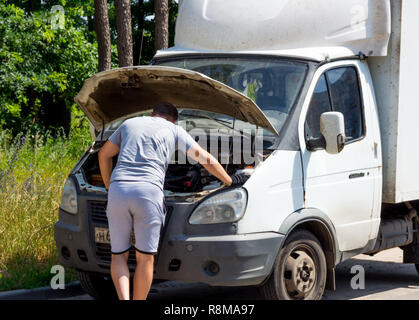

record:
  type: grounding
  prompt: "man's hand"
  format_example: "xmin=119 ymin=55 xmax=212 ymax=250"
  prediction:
xmin=98 ymin=140 xmax=120 ymax=190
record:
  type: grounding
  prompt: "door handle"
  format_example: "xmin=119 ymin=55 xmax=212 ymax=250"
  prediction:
xmin=349 ymin=172 xmax=365 ymax=179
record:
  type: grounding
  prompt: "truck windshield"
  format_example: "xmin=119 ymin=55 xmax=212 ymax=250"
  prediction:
xmin=155 ymin=57 xmax=308 ymax=135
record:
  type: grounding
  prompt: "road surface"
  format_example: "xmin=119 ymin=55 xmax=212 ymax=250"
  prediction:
xmin=1 ymin=248 xmax=418 ymax=300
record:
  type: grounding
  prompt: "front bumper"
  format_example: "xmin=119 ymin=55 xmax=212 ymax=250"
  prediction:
xmin=54 ymin=190 xmax=284 ymax=286
xmin=154 ymin=232 xmax=284 ymax=286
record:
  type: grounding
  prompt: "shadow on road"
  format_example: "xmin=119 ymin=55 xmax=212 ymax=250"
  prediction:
xmin=148 ymin=282 xmax=263 ymax=300
xmin=148 ymin=257 xmax=419 ymax=300
xmin=2 ymin=251 xmax=417 ymax=300
xmin=324 ymin=257 xmax=419 ymax=300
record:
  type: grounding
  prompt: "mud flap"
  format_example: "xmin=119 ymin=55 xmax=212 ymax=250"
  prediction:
xmin=326 ymin=268 xmax=336 ymax=291
xmin=402 ymin=219 xmax=419 ymax=264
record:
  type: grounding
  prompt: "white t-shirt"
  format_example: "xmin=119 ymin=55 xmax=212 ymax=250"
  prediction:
xmin=108 ymin=116 xmax=198 ymax=190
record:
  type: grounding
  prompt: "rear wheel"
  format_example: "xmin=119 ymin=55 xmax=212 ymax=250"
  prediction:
xmin=77 ymin=271 xmax=118 ymax=300
xmin=259 ymin=229 xmax=327 ymax=300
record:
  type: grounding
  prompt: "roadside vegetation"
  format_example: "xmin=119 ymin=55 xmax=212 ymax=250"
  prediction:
xmin=0 ymin=115 xmax=92 ymax=291
xmin=0 ymin=1 xmax=177 ymax=291
xmin=0 ymin=2 xmax=96 ymax=291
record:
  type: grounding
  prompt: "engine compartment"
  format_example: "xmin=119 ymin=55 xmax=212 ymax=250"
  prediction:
xmin=165 ymin=164 xmax=227 ymax=193
xmin=79 ymin=132 xmax=270 ymax=196
xmin=80 ymin=150 xmax=253 ymax=195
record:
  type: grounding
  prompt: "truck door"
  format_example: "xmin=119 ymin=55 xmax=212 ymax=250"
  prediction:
xmin=301 ymin=63 xmax=376 ymax=252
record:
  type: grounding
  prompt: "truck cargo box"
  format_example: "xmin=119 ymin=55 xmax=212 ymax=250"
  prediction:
xmin=174 ymin=0 xmax=391 ymax=59
xmin=368 ymin=0 xmax=419 ymax=203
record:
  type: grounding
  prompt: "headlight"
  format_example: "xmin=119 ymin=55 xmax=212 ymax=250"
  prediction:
xmin=189 ymin=188 xmax=247 ymax=224
xmin=60 ymin=178 xmax=78 ymax=214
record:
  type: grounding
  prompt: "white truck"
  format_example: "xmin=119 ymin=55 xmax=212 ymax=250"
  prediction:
xmin=55 ymin=0 xmax=419 ymax=300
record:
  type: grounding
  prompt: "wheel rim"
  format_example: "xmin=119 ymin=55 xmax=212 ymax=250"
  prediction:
xmin=283 ymin=246 xmax=317 ymax=299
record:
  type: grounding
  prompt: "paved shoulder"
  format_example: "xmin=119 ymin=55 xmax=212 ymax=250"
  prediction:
xmin=0 ymin=282 xmax=86 ymax=300
xmin=324 ymin=248 xmax=419 ymax=300
xmin=1 ymin=248 xmax=417 ymax=300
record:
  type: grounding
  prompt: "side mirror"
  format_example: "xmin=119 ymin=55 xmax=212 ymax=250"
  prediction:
xmin=320 ymin=112 xmax=345 ymax=154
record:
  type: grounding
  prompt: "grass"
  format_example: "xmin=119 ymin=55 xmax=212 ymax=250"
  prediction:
xmin=0 ymin=115 xmax=93 ymax=291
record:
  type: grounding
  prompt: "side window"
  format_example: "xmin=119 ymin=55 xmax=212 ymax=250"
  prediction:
xmin=304 ymin=74 xmax=331 ymax=148
xmin=326 ymin=67 xmax=364 ymax=142
xmin=305 ymin=66 xmax=364 ymax=151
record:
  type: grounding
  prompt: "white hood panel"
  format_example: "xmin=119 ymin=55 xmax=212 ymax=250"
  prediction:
xmin=75 ymin=66 xmax=278 ymax=135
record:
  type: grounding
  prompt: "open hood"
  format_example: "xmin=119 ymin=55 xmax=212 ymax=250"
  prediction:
xmin=75 ymin=66 xmax=279 ymax=135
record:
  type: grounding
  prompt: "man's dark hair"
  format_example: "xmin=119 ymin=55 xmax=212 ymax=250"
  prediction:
xmin=153 ymin=102 xmax=178 ymax=121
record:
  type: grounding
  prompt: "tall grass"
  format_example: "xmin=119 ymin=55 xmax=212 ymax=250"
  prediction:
xmin=0 ymin=116 xmax=93 ymax=291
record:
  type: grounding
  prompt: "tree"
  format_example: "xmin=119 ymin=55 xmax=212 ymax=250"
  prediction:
xmin=0 ymin=3 xmax=98 ymax=135
xmin=94 ymin=0 xmax=112 ymax=72
xmin=0 ymin=1 xmax=178 ymax=134
xmin=155 ymin=0 xmax=169 ymax=51
xmin=115 ymin=0 xmax=133 ymax=67
xmin=132 ymin=0 xmax=145 ymax=66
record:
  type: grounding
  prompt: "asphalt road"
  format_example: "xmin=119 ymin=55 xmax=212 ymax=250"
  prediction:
xmin=1 ymin=248 xmax=418 ymax=300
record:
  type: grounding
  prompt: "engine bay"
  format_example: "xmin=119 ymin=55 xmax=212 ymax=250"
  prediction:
xmin=79 ymin=132 xmax=271 ymax=197
xmin=80 ymin=149 xmax=254 ymax=194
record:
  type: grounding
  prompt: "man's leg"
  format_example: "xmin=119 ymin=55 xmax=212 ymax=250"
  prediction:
xmin=107 ymin=182 xmax=133 ymax=300
xmin=133 ymin=251 xmax=154 ymax=300
xmin=111 ymin=252 xmax=130 ymax=300
xmin=131 ymin=184 xmax=164 ymax=300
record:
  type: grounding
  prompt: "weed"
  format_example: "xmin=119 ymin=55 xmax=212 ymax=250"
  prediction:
xmin=0 ymin=118 xmax=92 ymax=291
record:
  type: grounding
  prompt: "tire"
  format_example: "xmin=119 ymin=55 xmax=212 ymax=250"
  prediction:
xmin=77 ymin=271 xmax=118 ymax=300
xmin=415 ymin=264 xmax=419 ymax=275
xmin=259 ymin=229 xmax=327 ymax=300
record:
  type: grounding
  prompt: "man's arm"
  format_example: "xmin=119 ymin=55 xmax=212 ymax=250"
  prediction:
xmin=186 ymin=144 xmax=233 ymax=186
xmin=98 ymin=141 xmax=120 ymax=190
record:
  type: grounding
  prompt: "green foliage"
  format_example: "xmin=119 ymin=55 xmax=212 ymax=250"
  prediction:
xmin=0 ymin=0 xmax=179 ymax=291
xmin=0 ymin=1 xmax=178 ymax=134
xmin=0 ymin=2 xmax=98 ymax=133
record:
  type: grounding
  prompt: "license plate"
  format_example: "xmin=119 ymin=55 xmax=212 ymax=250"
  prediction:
xmin=94 ymin=228 xmax=136 ymax=245
xmin=95 ymin=227 xmax=111 ymax=244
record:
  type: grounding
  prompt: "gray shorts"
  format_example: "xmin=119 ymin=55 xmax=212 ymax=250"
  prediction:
xmin=106 ymin=181 xmax=165 ymax=255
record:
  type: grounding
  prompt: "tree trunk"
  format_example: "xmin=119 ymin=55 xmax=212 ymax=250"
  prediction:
xmin=94 ymin=0 xmax=112 ymax=72
xmin=42 ymin=93 xmax=71 ymax=137
xmin=133 ymin=0 xmax=145 ymax=66
xmin=27 ymin=0 xmax=33 ymax=12
xmin=115 ymin=0 xmax=134 ymax=67
xmin=87 ymin=15 xmax=95 ymax=33
xmin=155 ymin=0 xmax=169 ymax=51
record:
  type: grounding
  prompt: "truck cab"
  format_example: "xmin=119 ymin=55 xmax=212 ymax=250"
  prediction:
xmin=55 ymin=0 xmax=419 ymax=300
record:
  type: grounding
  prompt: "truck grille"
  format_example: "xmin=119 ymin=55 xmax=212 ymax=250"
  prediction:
xmin=89 ymin=200 xmax=108 ymax=223
xmin=96 ymin=243 xmax=137 ymax=266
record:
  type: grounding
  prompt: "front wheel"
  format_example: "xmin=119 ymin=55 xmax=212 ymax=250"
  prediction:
xmin=78 ymin=271 xmax=118 ymax=300
xmin=259 ymin=229 xmax=327 ymax=300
